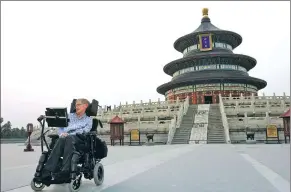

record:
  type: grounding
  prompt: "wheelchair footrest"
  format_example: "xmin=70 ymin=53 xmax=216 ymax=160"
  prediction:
xmin=33 ymin=177 xmax=71 ymax=185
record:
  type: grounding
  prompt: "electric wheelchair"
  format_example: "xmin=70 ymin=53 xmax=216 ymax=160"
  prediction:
xmin=31 ymin=99 xmax=108 ymax=192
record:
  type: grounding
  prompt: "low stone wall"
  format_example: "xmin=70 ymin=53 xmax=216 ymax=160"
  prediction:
xmin=98 ymin=133 xmax=168 ymax=145
xmin=1 ymin=138 xmax=26 ymax=144
xmin=229 ymin=130 xmax=286 ymax=143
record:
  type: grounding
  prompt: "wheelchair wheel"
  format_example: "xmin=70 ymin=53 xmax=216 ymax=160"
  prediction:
xmin=68 ymin=174 xmax=82 ymax=192
xmin=93 ymin=163 xmax=104 ymax=186
xmin=30 ymin=180 xmax=45 ymax=191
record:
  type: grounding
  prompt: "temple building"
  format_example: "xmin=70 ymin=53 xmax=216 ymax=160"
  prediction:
xmin=156 ymin=8 xmax=267 ymax=104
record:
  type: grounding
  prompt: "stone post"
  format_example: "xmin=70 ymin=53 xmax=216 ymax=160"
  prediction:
xmin=283 ymin=92 xmax=287 ymax=100
xmin=240 ymin=93 xmax=244 ymax=101
xmin=235 ymin=101 xmax=239 ymax=114
xmin=265 ymin=111 xmax=270 ymax=125
xmin=229 ymin=93 xmax=233 ymax=100
xmin=244 ymin=112 xmax=248 ymax=128
xmin=272 ymin=93 xmax=276 ymax=100
xmin=251 ymin=101 xmax=255 ymax=113
xmin=251 ymin=93 xmax=255 ymax=102
xmin=138 ymin=116 xmax=141 ymax=130
xmin=167 ymin=106 xmax=171 ymax=115
xmin=281 ymin=100 xmax=286 ymax=110
xmin=266 ymin=100 xmax=270 ymax=112
xmin=155 ymin=116 xmax=158 ymax=130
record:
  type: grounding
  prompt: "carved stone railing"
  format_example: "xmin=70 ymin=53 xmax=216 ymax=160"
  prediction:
xmin=176 ymin=96 xmax=189 ymax=128
xmin=167 ymin=96 xmax=190 ymax=144
xmin=167 ymin=117 xmax=177 ymax=144
xmin=183 ymin=96 xmax=190 ymax=115
xmin=219 ymin=94 xmax=231 ymax=144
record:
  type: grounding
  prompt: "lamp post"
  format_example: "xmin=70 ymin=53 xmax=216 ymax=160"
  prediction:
xmin=24 ymin=123 xmax=34 ymax=152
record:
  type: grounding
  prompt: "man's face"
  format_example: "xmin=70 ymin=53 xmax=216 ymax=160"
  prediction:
xmin=75 ymin=101 xmax=88 ymax=115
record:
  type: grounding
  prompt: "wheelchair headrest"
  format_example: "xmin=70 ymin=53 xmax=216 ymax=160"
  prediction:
xmin=70 ymin=99 xmax=99 ymax=117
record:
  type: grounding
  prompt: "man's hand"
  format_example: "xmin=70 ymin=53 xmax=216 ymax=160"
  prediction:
xmin=60 ymin=133 xmax=68 ymax=138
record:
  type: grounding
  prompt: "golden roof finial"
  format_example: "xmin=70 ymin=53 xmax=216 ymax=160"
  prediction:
xmin=202 ymin=8 xmax=209 ymax=17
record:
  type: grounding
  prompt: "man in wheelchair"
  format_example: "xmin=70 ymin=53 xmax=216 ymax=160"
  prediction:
xmin=41 ymin=98 xmax=92 ymax=180
xmin=32 ymin=98 xmax=107 ymax=191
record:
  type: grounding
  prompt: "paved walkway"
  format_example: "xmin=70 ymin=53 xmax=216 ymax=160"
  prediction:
xmin=1 ymin=143 xmax=290 ymax=192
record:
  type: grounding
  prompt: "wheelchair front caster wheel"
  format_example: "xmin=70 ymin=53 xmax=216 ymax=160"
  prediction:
xmin=30 ymin=180 xmax=45 ymax=191
xmin=68 ymin=174 xmax=82 ymax=192
xmin=93 ymin=163 xmax=104 ymax=186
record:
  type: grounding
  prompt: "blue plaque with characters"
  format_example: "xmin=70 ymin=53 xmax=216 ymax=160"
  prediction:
xmin=199 ymin=34 xmax=213 ymax=51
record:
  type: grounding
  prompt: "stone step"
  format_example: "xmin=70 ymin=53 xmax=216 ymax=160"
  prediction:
xmin=207 ymin=136 xmax=225 ymax=139
xmin=183 ymin=120 xmax=193 ymax=122
xmin=181 ymin=119 xmax=193 ymax=122
xmin=180 ymin=124 xmax=194 ymax=126
xmin=177 ymin=127 xmax=192 ymax=129
xmin=208 ymin=131 xmax=224 ymax=134
xmin=207 ymin=141 xmax=225 ymax=144
xmin=179 ymin=126 xmax=193 ymax=129
xmin=176 ymin=129 xmax=192 ymax=131
xmin=180 ymin=124 xmax=193 ymax=127
xmin=172 ymin=137 xmax=189 ymax=142
xmin=208 ymin=132 xmax=225 ymax=135
xmin=172 ymin=142 xmax=188 ymax=144
xmin=174 ymin=134 xmax=191 ymax=137
xmin=208 ymin=128 xmax=224 ymax=131
xmin=176 ymin=129 xmax=192 ymax=132
xmin=208 ymin=125 xmax=224 ymax=127
xmin=183 ymin=117 xmax=194 ymax=119
xmin=172 ymin=140 xmax=189 ymax=143
xmin=174 ymin=133 xmax=190 ymax=136
xmin=173 ymin=134 xmax=190 ymax=137
xmin=208 ymin=129 xmax=224 ymax=131
xmin=207 ymin=140 xmax=225 ymax=143
xmin=208 ymin=135 xmax=225 ymax=138
xmin=207 ymin=138 xmax=225 ymax=141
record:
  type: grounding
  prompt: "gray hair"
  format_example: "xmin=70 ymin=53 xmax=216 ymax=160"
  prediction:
xmin=76 ymin=98 xmax=90 ymax=105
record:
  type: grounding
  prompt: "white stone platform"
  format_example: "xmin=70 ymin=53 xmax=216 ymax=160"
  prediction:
xmin=1 ymin=143 xmax=290 ymax=192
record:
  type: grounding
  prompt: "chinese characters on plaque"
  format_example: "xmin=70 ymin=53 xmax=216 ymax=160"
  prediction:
xmin=199 ymin=34 xmax=213 ymax=51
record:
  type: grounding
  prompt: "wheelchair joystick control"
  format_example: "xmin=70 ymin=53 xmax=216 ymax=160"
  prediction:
xmin=24 ymin=123 xmax=35 ymax=152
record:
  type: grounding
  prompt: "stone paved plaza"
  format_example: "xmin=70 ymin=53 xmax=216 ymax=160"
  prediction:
xmin=1 ymin=143 xmax=290 ymax=192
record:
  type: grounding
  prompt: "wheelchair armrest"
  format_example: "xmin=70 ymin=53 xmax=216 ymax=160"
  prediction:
xmin=88 ymin=131 xmax=97 ymax=135
xmin=47 ymin=134 xmax=59 ymax=139
xmin=84 ymin=132 xmax=97 ymax=139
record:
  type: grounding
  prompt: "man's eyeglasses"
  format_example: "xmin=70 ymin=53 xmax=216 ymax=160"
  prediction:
xmin=75 ymin=103 xmax=84 ymax=107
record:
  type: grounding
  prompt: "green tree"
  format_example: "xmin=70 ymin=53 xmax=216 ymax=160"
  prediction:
xmin=1 ymin=121 xmax=12 ymax=138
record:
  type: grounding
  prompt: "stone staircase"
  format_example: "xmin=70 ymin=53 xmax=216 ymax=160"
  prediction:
xmin=172 ymin=105 xmax=197 ymax=144
xmin=207 ymin=104 xmax=226 ymax=144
